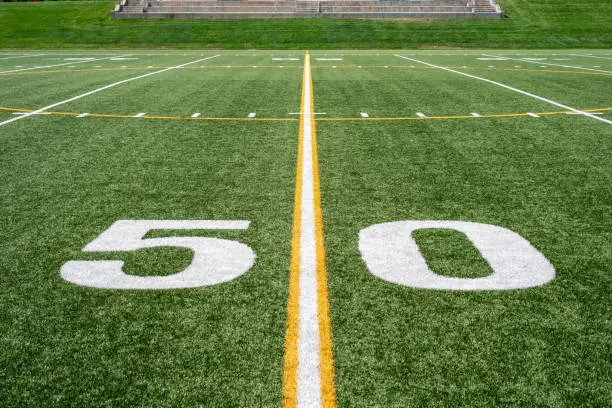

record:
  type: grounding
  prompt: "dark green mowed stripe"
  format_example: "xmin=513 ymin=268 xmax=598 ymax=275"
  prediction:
xmin=0 ymin=116 xmax=298 ymax=407
xmin=312 ymin=61 xmax=557 ymax=118
xmin=317 ymin=117 xmax=611 ymax=407
xmin=60 ymin=64 xmax=302 ymax=118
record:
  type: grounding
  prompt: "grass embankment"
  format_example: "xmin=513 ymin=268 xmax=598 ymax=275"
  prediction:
xmin=0 ymin=1 xmax=610 ymax=49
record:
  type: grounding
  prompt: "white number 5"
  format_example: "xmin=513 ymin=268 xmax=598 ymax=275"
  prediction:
xmin=61 ymin=220 xmax=256 ymax=290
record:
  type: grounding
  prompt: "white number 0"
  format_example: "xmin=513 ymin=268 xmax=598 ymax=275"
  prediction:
xmin=359 ymin=221 xmax=555 ymax=290
xmin=60 ymin=220 xmax=256 ymax=290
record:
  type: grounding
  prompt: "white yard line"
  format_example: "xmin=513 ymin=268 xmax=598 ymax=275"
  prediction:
xmin=0 ymin=55 xmax=130 ymax=74
xmin=0 ymin=55 xmax=220 ymax=128
xmin=481 ymin=53 xmax=612 ymax=74
xmin=0 ymin=54 xmax=45 ymax=61
xmin=568 ymin=54 xmax=612 ymax=61
xmin=394 ymin=55 xmax=612 ymax=125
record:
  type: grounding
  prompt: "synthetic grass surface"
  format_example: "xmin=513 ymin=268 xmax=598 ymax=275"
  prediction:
xmin=0 ymin=50 xmax=610 ymax=407
xmin=0 ymin=1 xmax=611 ymax=49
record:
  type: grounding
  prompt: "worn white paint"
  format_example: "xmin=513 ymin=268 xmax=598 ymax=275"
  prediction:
xmin=359 ymin=220 xmax=556 ymax=291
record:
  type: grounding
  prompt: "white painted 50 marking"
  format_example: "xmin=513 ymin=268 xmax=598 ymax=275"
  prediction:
xmin=62 ymin=219 xmax=556 ymax=291
xmin=61 ymin=220 xmax=255 ymax=289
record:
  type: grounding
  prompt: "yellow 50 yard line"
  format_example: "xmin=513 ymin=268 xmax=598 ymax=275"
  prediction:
xmin=283 ymin=52 xmax=337 ymax=408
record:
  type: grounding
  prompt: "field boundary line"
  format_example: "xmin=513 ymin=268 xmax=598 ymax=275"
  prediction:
xmin=283 ymin=51 xmax=337 ymax=408
xmin=481 ymin=53 xmax=612 ymax=74
xmin=0 ymin=55 xmax=220 ymax=128
xmin=0 ymin=54 xmax=131 ymax=74
xmin=395 ymin=54 xmax=612 ymax=125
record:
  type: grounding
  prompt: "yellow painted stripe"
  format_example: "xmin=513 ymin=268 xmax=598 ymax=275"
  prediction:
xmin=309 ymin=60 xmax=338 ymax=408
xmin=282 ymin=53 xmax=307 ymax=408
xmin=0 ymin=105 xmax=609 ymax=123
xmin=282 ymin=51 xmax=337 ymax=408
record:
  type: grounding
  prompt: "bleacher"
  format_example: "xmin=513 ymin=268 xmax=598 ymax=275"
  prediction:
xmin=112 ymin=0 xmax=503 ymax=19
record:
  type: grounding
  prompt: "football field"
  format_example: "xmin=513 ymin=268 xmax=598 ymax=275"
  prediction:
xmin=0 ymin=50 xmax=611 ymax=407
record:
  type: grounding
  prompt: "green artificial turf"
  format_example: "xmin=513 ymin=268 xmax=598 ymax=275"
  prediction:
xmin=0 ymin=0 xmax=611 ymax=49
xmin=0 ymin=50 xmax=610 ymax=406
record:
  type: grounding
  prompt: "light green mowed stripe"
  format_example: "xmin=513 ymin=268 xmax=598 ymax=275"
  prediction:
xmin=317 ymin=116 xmax=611 ymax=406
xmin=0 ymin=67 xmax=300 ymax=406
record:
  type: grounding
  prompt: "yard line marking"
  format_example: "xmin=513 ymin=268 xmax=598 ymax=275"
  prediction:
xmin=395 ymin=55 xmax=612 ymax=125
xmin=0 ymin=55 xmax=129 ymax=74
xmin=134 ymin=112 xmax=146 ymax=118
xmin=283 ymin=51 xmax=337 ymax=408
xmin=482 ymin=53 xmax=612 ymax=74
xmin=527 ymin=112 xmax=540 ymax=118
xmin=0 ymin=54 xmax=45 ymax=61
xmin=360 ymin=112 xmax=369 ymax=118
xmin=316 ymin=58 xmax=342 ymax=61
xmin=289 ymin=112 xmax=327 ymax=115
xmin=566 ymin=111 xmax=602 ymax=115
xmin=471 ymin=112 xmax=482 ymax=117
xmin=12 ymin=112 xmax=50 ymax=115
xmin=4 ymin=105 xmax=609 ymax=123
xmin=248 ymin=112 xmax=256 ymax=118
xmin=569 ymin=54 xmax=612 ymax=60
xmin=191 ymin=112 xmax=201 ymax=118
xmin=416 ymin=112 xmax=426 ymax=118
xmin=0 ymin=55 xmax=220 ymax=128
xmin=76 ymin=113 xmax=89 ymax=118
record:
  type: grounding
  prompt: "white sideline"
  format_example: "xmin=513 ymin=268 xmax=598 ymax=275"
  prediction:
xmin=481 ymin=53 xmax=612 ymax=74
xmin=0 ymin=55 xmax=130 ymax=74
xmin=0 ymin=55 xmax=220 ymax=128
xmin=395 ymin=55 xmax=612 ymax=125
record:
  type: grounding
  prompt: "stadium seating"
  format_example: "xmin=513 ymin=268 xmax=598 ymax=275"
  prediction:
xmin=112 ymin=0 xmax=503 ymax=18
